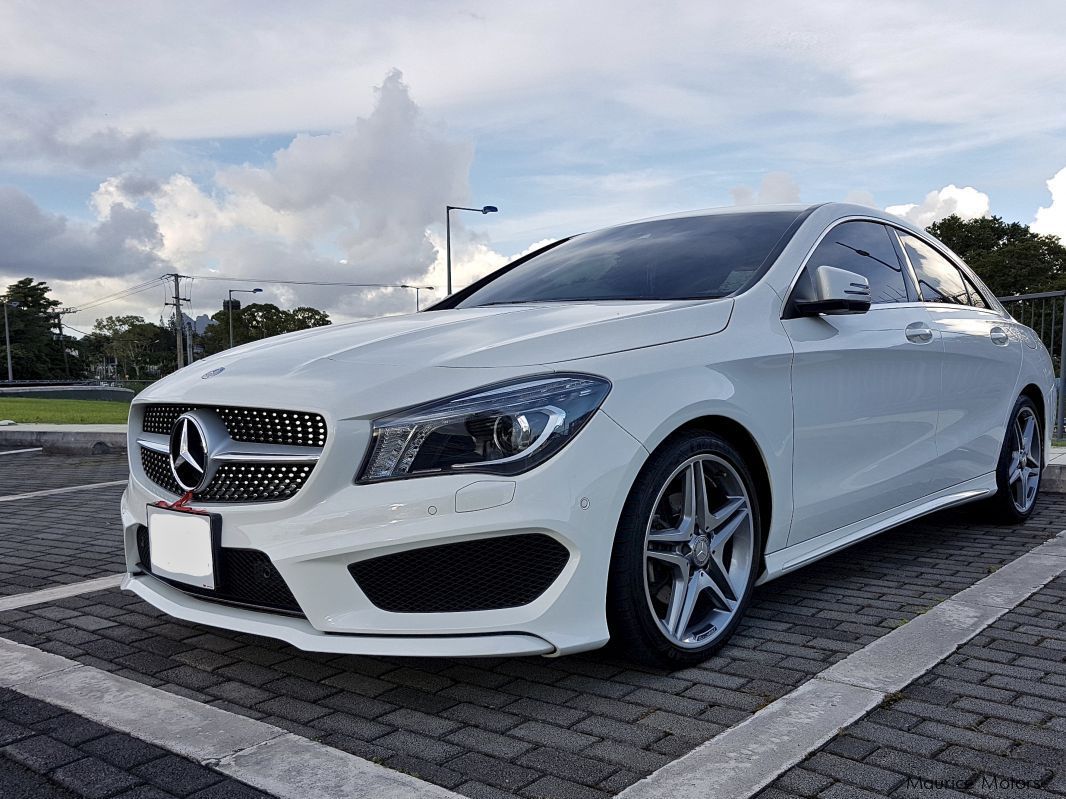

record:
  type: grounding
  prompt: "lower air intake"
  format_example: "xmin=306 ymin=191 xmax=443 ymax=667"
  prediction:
xmin=348 ymin=533 xmax=570 ymax=613
xmin=135 ymin=526 xmax=303 ymax=616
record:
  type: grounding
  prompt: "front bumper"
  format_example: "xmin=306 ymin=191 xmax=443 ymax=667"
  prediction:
xmin=121 ymin=411 xmax=646 ymax=657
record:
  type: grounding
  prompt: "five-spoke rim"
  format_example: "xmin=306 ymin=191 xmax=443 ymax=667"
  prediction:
xmin=1009 ymin=406 xmax=1041 ymax=513
xmin=643 ymin=454 xmax=755 ymax=648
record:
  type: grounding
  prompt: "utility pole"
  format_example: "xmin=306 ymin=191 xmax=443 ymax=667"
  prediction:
xmin=55 ymin=307 xmax=75 ymax=377
xmin=164 ymin=274 xmax=190 ymax=369
xmin=1 ymin=298 xmax=15 ymax=382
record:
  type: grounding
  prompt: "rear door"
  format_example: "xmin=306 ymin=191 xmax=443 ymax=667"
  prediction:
xmin=783 ymin=220 xmax=944 ymax=545
xmin=894 ymin=231 xmax=1021 ymax=485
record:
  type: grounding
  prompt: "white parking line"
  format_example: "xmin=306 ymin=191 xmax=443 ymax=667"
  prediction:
xmin=0 ymin=639 xmax=463 ymax=799
xmin=0 ymin=575 xmax=125 ymax=611
xmin=618 ymin=531 xmax=1066 ymax=799
xmin=0 ymin=447 xmax=43 ymax=456
xmin=0 ymin=479 xmax=127 ymax=503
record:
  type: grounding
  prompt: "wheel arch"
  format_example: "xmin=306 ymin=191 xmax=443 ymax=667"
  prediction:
xmin=651 ymin=415 xmax=774 ymax=558
xmin=1019 ymin=382 xmax=1045 ymax=434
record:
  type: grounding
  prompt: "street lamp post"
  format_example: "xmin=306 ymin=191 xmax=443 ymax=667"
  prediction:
xmin=2 ymin=298 xmax=19 ymax=382
xmin=227 ymin=288 xmax=263 ymax=350
xmin=446 ymin=204 xmax=498 ymax=295
xmin=400 ymin=285 xmax=435 ymax=311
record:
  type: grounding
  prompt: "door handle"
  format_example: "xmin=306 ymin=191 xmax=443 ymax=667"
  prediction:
xmin=905 ymin=322 xmax=934 ymax=344
xmin=990 ymin=326 xmax=1009 ymax=346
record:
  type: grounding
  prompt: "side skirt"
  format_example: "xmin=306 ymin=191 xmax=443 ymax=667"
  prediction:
xmin=758 ymin=472 xmax=996 ymax=584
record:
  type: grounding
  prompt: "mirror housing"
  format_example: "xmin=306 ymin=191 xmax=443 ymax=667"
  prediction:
xmin=794 ymin=265 xmax=871 ymax=316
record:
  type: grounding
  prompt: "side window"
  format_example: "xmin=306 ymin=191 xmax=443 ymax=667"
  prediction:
xmin=899 ymin=233 xmax=969 ymax=305
xmin=960 ymin=272 xmax=990 ymax=309
xmin=807 ymin=221 xmax=910 ymax=304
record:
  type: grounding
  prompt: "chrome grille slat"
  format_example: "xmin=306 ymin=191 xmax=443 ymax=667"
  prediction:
xmin=139 ymin=447 xmax=316 ymax=503
xmin=141 ymin=404 xmax=327 ymax=447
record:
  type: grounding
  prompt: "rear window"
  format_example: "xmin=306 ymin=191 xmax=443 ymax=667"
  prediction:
xmin=456 ymin=211 xmax=803 ymax=307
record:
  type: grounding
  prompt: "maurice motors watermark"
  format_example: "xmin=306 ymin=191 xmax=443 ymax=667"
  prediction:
xmin=908 ymin=775 xmax=1044 ymax=792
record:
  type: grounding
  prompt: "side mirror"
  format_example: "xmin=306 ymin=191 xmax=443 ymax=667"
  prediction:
xmin=794 ymin=265 xmax=871 ymax=316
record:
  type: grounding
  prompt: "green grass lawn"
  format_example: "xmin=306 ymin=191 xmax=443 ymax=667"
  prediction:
xmin=0 ymin=397 xmax=130 ymax=425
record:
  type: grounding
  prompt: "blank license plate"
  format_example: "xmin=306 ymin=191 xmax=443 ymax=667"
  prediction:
xmin=147 ymin=506 xmax=218 ymax=589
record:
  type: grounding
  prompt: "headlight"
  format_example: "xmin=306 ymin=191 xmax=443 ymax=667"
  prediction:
xmin=357 ymin=374 xmax=611 ymax=482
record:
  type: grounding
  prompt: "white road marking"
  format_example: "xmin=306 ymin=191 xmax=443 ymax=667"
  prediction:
xmin=0 ymin=638 xmax=463 ymax=799
xmin=619 ymin=531 xmax=1066 ymax=799
xmin=0 ymin=479 xmax=127 ymax=503
xmin=0 ymin=447 xmax=43 ymax=456
xmin=0 ymin=575 xmax=125 ymax=611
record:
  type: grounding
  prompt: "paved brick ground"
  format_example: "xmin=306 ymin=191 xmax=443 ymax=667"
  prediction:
xmin=0 ymin=687 xmax=274 ymax=799
xmin=2 ymin=492 xmax=1064 ymax=799
xmin=756 ymin=574 xmax=1066 ymax=799
xmin=0 ymin=453 xmax=127 ymax=497
xmin=0 ymin=485 xmax=127 ymax=596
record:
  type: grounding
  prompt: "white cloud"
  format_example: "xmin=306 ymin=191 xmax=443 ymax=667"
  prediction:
xmin=0 ymin=186 xmax=164 ymax=281
xmin=886 ymin=185 xmax=990 ymax=228
xmin=61 ymin=70 xmax=495 ymax=324
xmin=731 ymin=172 xmax=801 ymax=205
xmin=1032 ymin=166 xmax=1066 ymax=240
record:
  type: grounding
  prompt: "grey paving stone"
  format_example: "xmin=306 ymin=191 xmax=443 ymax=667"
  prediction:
xmin=50 ymin=756 xmax=142 ymax=799
xmin=521 ymin=774 xmax=610 ymax=799
xmin=512 ymin=720 xmax=600 ymax=752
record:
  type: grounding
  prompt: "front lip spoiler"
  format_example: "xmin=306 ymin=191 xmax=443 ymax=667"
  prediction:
xmin=122 ymin=573 xmax=557 ymax=657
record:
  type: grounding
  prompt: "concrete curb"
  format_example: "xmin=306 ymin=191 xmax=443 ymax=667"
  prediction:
xmin=1043 ymin=462 xmax=1066 ymax=493
xmin=0 ymin=427 xmax=126 ymax=455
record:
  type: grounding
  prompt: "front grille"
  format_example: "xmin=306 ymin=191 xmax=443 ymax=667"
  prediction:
xmin=142 ymin=404 xmax=327 ymax=447
xmin=139 ymin=447 xmax=314 ymax=503
xmin=135 ymin=526 xmax=302 ymax=616
xmin=348 ymin=534 xmax=570 ymax=613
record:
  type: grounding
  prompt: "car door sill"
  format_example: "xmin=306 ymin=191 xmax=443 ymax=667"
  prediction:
xmin=759 ymin=472 xmax=997 ymax=583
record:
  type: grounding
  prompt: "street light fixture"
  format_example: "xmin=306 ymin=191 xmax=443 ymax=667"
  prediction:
xmin=227 ymin=288 xmax=263 ymax=350
xmin=446 ymin=204 xmax=498 ymax=296
xmin=2 ymin=298 xmax=19 ymax=382
xmin=400 ymin=285 xmax=435 ymax=311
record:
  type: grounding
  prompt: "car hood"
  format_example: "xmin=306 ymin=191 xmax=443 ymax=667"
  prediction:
xmin=136 ymin=299 xmax=732 ymax=417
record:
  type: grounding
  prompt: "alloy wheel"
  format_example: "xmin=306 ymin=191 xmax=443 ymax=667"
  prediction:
xmin=642 ymin=454 xmax=755 ymax=648
xmin=1008 ymin=406 xmax=1041 ymax=513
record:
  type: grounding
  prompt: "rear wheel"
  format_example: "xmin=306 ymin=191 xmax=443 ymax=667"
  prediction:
xmin=608 ymin=432 xmax=762 ymax=667
xmin=988 ymin=395 xmax=1042 ymax=523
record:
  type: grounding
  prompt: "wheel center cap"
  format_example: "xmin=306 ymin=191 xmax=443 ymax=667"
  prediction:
xmin=690 ymin=535 xmax=711 ymax=567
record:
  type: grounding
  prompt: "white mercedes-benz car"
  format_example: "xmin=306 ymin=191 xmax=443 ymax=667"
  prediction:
xmin=121 ymin=202 xmax=1054 ymax=665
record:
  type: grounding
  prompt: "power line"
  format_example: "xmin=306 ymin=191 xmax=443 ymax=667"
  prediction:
xmin=184 ymin=275 xmax=433 ymax=289
xmin=71 ymin=278 xmax=168 ymax=314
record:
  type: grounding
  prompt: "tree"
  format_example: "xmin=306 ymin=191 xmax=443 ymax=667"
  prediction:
xmin=201 ymin=302 xmax=331 ymax=355
xmin=92 ymin=315 xmax=172 ymax=378
xmin=1 ymin=278 xmax=69 ymax=380
xmin=928 ymin=215 xmax=1066 ymax=297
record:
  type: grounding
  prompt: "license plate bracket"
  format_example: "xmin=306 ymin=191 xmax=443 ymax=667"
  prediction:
xmin=146 ymin=505 xmax=221 ymax=590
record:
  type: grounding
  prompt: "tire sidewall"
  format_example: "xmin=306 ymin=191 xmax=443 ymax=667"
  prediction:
xmin=608 ymin=432 xmax=762 ymax=665
xmin=994 ymin=395 xmax=1042 ymax=522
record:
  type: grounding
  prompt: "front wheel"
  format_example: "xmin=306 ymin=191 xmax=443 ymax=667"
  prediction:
xmin=988 ymin=395 xmax=1043 ymax=523
xmin=607 ymin=432 xmax=762 ymax=667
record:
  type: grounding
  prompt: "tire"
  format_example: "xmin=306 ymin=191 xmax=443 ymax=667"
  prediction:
xmin=987 ymin=395 xmax=1043 ymax=523
xmin=607 ymin=431 xmax=762 ymax=667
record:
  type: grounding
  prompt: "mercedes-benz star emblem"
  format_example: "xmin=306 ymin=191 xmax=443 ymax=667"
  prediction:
xmin=169 ymin=413 xmax=212 ymax=492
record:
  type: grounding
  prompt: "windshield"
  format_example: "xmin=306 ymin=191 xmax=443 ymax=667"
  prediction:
xmin=456 ymin=211 xmax=803 ymax=307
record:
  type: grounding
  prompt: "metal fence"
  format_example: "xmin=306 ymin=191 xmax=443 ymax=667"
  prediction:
xmin=998 ymin=290 xmax=1066 ymax=438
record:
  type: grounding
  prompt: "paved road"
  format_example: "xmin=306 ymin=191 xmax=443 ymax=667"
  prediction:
xmin=0 ymin=452 xmax=1064 ymax=799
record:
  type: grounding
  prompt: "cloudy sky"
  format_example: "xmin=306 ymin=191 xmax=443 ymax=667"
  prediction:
xmin=2 ymin=1 xmax=1066 ymax=333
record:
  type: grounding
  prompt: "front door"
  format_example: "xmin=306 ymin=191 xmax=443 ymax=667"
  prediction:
xmin=783 ymin=220 xmax=944 ymax=545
